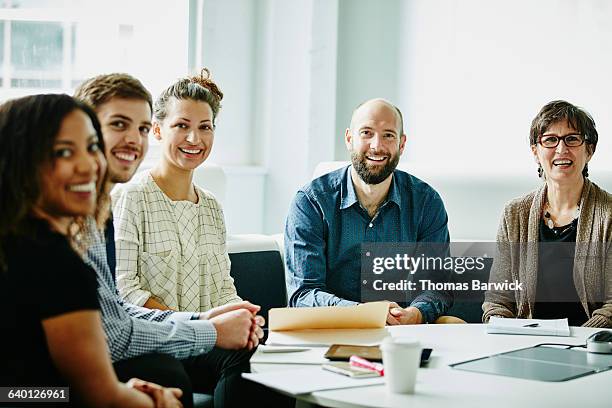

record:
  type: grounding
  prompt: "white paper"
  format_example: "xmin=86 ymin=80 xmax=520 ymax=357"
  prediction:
xmin=242 ymin=366 xmax=385 ymax=394
xmin=250 ymin=346 xmax=329 ymax=365
xmin=486 ymin=317 xmax=570 ymax=336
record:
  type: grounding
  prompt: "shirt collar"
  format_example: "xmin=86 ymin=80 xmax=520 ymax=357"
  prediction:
xmin=340 ymin=166 xmax=402 ymax=210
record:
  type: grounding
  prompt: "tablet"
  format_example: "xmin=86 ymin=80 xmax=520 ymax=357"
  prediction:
xmin=451 ymin=346 xmax=612 ymax=382
xmin=324 ymin=344 xmax=433 ymax=366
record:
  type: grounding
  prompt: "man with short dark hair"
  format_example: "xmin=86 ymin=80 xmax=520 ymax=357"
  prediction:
xmin=285 ymin=98 xmax=453 ymax=324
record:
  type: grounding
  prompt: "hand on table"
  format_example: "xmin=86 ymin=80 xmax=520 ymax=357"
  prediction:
xmin=386 ymin=302 xmax=423 ymax=325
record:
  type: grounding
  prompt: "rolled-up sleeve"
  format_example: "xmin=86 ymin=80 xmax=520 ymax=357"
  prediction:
xmin=110 ymin=313 xmax=217 ymax=361
xmin=285 ymin=191 xmax=358 ymax=307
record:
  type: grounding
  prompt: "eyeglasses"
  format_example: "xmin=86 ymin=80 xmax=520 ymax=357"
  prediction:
xmin=538 ymin=134 xmax=585 ymax=148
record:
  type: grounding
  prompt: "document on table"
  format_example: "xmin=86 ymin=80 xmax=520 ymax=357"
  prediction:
xmin=486 ymin=317 xmax=570 ymax=336
xmin=242 ymin=366 xmax=385 ymax=394
xmin=268 ymin=301 xmax=389 ymax=331
xmin=250 ymin=346 xmax=329 ymax=365
xmin=266 ymin=328 xmax=389 ymax=347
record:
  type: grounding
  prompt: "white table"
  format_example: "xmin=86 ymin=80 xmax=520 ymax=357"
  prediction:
xmin=251 ymin=324 xmax=612 ymax=408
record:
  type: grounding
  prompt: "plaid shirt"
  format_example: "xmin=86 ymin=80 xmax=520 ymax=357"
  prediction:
xmin=83 ymin=219 xmax=216 ymax=362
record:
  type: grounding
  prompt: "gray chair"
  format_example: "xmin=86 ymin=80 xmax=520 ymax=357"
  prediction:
xmin=227 ymin=234 xmax=288 ymax=325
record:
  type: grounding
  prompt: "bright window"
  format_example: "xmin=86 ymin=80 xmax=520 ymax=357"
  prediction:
xmin=0 ymin=0 xmax=191 ymax=102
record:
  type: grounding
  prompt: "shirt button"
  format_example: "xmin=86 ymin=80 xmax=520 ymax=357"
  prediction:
xmin=369 ymin=223 xmax=373 ymax=228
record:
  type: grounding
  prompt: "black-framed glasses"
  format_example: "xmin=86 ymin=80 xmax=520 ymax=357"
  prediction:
xmin=538 ymin=134 xmax=585 ymax=148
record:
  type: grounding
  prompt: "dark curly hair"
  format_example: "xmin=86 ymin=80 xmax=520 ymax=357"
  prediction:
xmin=0 ymin=94 xmax=109 ymax=270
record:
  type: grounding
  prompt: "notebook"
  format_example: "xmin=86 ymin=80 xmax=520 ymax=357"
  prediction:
xmin=486 ymin=317 xmax=570 ymax=336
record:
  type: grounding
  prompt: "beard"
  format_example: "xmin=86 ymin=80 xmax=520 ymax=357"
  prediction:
xmin=351 ymin=150 xmax=400 ymax=185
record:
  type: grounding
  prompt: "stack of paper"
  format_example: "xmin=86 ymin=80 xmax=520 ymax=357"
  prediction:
xmin=243 ymin=366 xmax=385 ymax=394
xmin=486 ymin=317 xmax=570 ymax=336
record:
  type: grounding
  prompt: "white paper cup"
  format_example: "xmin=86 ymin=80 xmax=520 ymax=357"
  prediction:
xmin=380 ymin=337 xmax=421 ymax=394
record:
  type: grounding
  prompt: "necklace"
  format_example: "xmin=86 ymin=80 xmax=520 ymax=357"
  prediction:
xmin=543 ymin=202 xmax=580 ymax=234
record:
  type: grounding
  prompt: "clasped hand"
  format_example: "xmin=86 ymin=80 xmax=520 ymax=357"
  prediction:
xmin=204 ymin=301 xmax=265 ymax=350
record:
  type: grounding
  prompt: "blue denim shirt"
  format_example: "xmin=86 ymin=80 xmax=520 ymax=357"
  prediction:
xmin=284 ymin=165 xmax=452 ymax=323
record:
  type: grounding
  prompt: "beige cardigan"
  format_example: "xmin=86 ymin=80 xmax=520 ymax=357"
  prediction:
xmin=482 ymin=179 xmax=612 ymax=327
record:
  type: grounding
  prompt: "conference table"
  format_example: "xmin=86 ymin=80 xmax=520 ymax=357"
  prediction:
xmin=250 ymin=324 xmax=612 ymax=408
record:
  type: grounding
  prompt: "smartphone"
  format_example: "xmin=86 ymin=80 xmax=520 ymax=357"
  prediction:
xmin=322 ymin=362 xmax=381 ymax=378
xmin=324 ymin=344 xmax=433 ymax=366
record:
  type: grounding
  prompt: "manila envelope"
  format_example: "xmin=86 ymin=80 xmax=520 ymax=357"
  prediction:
xmin=268 ymin=301 xmax=389 ymax=331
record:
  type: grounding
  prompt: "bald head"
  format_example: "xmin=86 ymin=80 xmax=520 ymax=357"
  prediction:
xmin=345 ymin=98 xmax=406 ymax=185
xmin=349 ymin=98 xmax=404 ymax=136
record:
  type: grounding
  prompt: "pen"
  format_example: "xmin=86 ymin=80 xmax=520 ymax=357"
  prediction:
xmin=522 ymin=323 xmax=540 ymax=327
xmin=349 ymin=355 xmax=384 ymax=376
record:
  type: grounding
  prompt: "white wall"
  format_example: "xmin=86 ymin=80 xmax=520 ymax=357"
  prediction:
xmin=198 ymin=0 xmax=256 ymax=165
xmin=334 ymin=0 xmax=402 ymax=160
xmin=258 ymin=0 xmax=339 ymax=234
xmin=397 ymin=0 xmax=612 ymax=175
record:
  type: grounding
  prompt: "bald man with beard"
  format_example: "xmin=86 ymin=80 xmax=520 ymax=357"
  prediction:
xmin=284 ymin=98 xmax=454 ymax=324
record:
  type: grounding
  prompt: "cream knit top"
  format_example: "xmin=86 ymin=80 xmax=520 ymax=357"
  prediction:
xmin=112 ymin=172 xmax=241 ymax=312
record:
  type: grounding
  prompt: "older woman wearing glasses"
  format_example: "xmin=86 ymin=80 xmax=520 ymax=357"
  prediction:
xmin=483 ymin=100 xmax=611 ymax=328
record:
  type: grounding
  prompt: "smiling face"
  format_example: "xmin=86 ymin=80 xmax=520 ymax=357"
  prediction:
xmin=153 ymin=97 xmax=214 ymax=172
xmin=95 ymin=97 xmax=151 ymax=184
xmin=345 ymin=100 xmax=406 ymax=185
xmin=36 ymin=109 xmax=106 ymax=228
xmin=531 ymin=119 xmax=593 ymax=184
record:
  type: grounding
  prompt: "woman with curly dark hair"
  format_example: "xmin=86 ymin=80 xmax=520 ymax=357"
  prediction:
xmin=0 ymin=93 xmax=183 ymax=407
